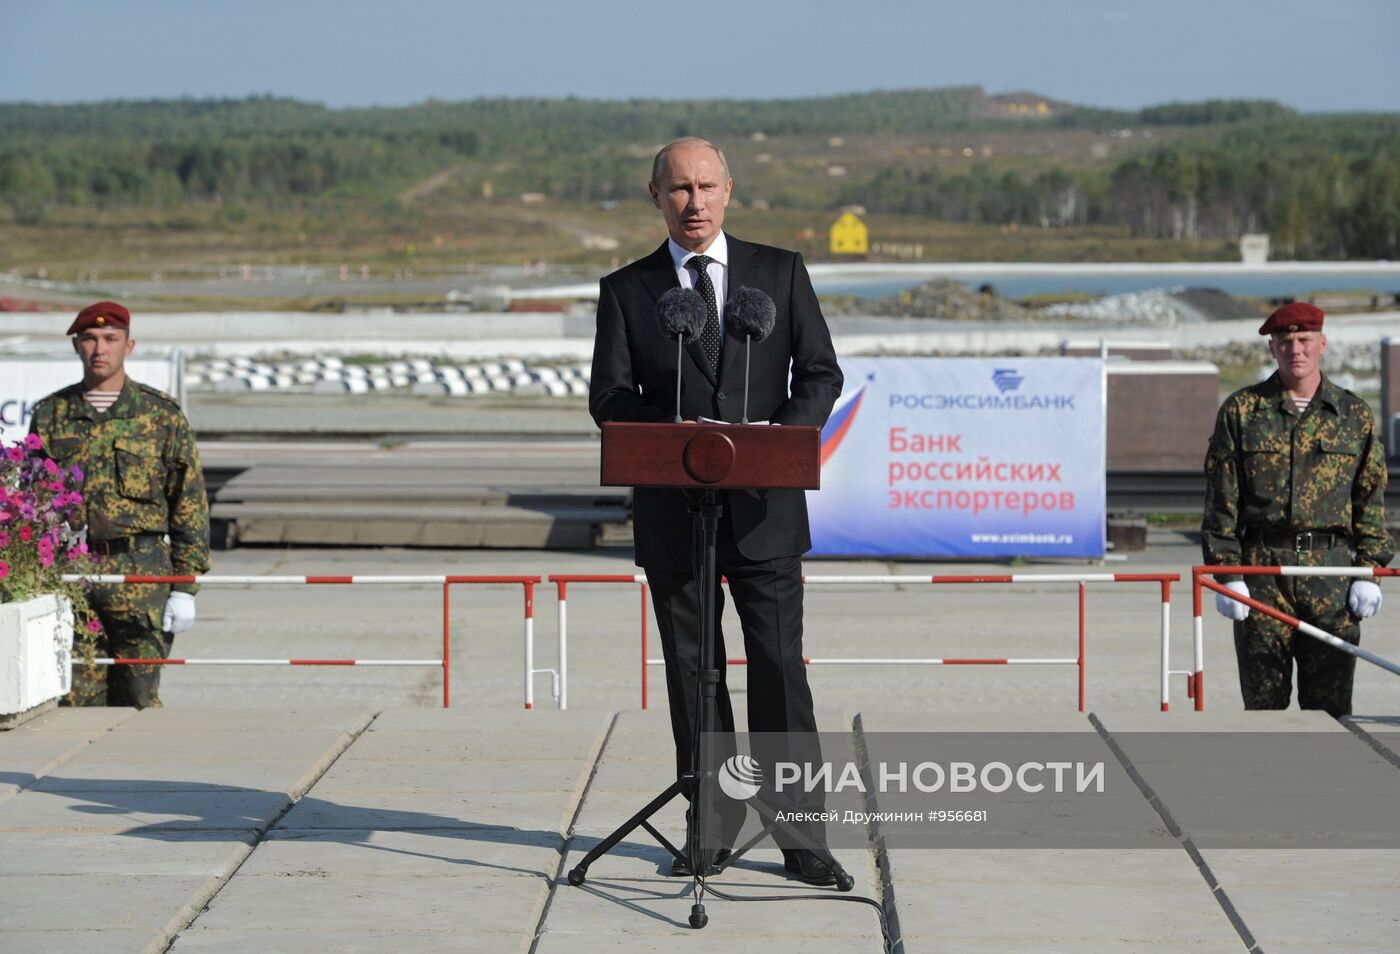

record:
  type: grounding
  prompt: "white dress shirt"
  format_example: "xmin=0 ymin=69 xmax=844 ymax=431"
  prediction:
xmin=667 ymin=232 xmax=729 ymax=338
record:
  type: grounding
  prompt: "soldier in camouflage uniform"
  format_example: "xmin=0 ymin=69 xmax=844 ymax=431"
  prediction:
xmin=1202 ymin=302 xmax=1393 ymax=717
xmin=28 ymin=301 xmax=211 ymax=708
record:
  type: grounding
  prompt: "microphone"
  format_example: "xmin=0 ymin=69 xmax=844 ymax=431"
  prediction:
xmin=724 ymin=287 xmax=776 ymax=424
xmin=656 ymin=286 xmax=707 ymax=422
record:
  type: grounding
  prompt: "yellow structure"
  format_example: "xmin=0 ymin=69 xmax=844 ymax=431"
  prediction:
xmin=829 ymin=212 xmax=869 ymax=256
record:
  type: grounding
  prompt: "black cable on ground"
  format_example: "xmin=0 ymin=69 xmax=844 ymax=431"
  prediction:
xmin=696 ymin=879 xmax=893 ymax=954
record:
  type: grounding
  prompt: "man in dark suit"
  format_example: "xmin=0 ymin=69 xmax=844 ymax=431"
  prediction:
xmin=589 ymin=137 xmax=844 ymax=884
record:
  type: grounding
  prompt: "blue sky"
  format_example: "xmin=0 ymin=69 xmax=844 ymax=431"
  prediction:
xmin=2 ymin=0 xmax=1395 ymax=112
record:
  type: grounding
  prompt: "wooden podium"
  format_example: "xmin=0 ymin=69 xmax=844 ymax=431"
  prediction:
xmin=569 ymin=421 xmax=852 ymax=928
xmin=598 ymin=421 xmax=822 ymax=490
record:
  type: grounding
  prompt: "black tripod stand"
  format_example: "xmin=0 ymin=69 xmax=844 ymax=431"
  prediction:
xmin=566 ymin=491 xmax=853 ymax=929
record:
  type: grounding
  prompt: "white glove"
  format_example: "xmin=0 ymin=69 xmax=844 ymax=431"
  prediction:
xmin=1214 ymin=581 xmax=1251 ymax=621
xmin=1348 ymin=580 xmax=1383 ymax=620
xmin=162 ymin=591 xmax=197 ymax=635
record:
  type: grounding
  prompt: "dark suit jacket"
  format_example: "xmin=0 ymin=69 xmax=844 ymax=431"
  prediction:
xmin=589 ymin=235 xmax=843 ymax=571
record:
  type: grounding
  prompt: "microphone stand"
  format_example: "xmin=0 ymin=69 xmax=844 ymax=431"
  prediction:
xmin=741 ymin=334 xmax=752 ymax=425
xmin=674 ymin=334 xmax=685 ymax=423
xmin=567 ymin=421 xmax=856 ymax=928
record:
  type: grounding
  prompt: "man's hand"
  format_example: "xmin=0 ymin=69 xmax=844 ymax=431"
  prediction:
xmin=1214 ymin=581 xmax=1251 ymax=621
xmin=1348 ymin=580 xmax=1383 ymax=619
xmin=162 ymin=591 xmax=197 ymax=635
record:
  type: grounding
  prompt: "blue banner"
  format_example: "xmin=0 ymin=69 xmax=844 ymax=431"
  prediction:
xmin=809 ymin=357 xmax=1106 ymax=558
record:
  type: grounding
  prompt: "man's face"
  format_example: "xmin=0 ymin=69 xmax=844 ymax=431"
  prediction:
xmin=648 ymin=143 xmax=732 ymax=253
xmin=72 ymin=327 xmax=134 ymax=381
xmin=1268 ymin=330 xmax=1325 ymax=385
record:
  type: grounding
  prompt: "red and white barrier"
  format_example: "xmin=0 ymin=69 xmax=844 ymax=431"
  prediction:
xmin=1191 ymin=565 xmax=1400 ymax=710
xmin=549 ymin=572 xmax=1177 ymax=712
xmin=62 ymin=574 xmax=542 ymax=708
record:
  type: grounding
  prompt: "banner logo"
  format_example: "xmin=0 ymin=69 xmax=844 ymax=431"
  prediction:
xmin=992 ymin=368 xmax=1024 ymax=393
xmin=821 ymin=376 xmax=870 ymax=466
xmin=718 ymin=754 xmax=764 ymax=801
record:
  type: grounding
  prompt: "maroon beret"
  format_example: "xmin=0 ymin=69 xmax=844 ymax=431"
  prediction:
xmin=66 ymin=301 xmax=131 ymax=335
xmin=1259 ymin=301 xmax=1324 ymax=336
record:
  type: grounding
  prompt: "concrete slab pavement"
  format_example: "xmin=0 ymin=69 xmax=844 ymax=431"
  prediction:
xmin=4 ymin=538 xmax=1400 ymax=952
xmin=4 ymin=705 xmax=1400 ymax=952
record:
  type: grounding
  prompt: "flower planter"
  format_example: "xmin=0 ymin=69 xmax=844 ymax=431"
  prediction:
xmin=0 ymin=594 xmax=74 ymax=718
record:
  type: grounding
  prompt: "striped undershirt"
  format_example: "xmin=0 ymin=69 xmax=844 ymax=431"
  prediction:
xmin=1292 ymin=396 xmax=1312 ymax=414
xmin=84 ymin=389 xmax=121 ymax=413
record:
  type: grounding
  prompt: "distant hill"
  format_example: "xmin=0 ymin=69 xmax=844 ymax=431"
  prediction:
xmin=1 ymin=89 xmax=1395 ymax=261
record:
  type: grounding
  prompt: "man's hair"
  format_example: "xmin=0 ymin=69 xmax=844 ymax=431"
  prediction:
xmin=651 ymin=137 xmax=730 ymax=186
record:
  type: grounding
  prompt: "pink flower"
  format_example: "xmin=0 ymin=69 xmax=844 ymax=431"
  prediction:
xmin=18 ymin=525 xmax=32 ymax=542
xmin=70 ymin=464 xmax=84 ymax=483
xmin=48 ymin=480 xmax=65 ymax=493
xmin=4 ymin=447 xmax=21 ymax=464
xmin=23 ymin=434 xmax=43 ymax=451
xmin=37 ymin=537 xmax=54 ymax=568
xmin=42 ymin=459 xmax=59 ymax=476
xmin=86 ymin=618 xmax=101 ymax=634
xmin=0 ymin=560 xmax=8 ymax=579
xmin=0 ymin=530 xmax=8 ymax=547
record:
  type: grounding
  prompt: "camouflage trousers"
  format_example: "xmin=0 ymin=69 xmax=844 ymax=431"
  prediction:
xmin=1232 ymin=543 xmax=1360 ymax=718
xmin=67 ymin=539 xmax=174 ymax=709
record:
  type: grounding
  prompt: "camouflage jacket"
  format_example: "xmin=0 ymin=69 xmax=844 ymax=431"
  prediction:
xmin=1202 ymin=371 xmax=1394 ymax=568
xmin=29 ymin=378 xmax=211 ymax=592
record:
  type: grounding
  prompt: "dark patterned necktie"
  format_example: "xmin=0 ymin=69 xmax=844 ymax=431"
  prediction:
xmin=689 ymin=254 xmax=721 ymax=373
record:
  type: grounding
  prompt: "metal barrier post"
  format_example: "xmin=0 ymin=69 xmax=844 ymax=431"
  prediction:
xmin=1192 ymin=574 xmax=1205 ymax=710
xmin=640 ymin=581 xmax=650 ymax=711
xmin=524 ymin=579 xmax=535 ymax=710
xmin=442 ymin=582 xmax=451 ymax=709
xmin=66 ymin=573 xmax=544 ymax=710
xmin=556 ymin=580 xmax=568 ymax=711
xmin=1077 ymin=582 xmax=1086 ymax=713
xmin=1198 ymin=568 xmax=1400 ymax=679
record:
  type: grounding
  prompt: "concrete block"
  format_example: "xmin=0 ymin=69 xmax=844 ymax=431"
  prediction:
xmin=583 ymin=758 xmax=676 ymax=794
xmin=1213 ymin=881 xmax=1400 ymax=949
xmin=4 ymin=931 xmax=167 ymax=954
xmin=18 ymin=707 xmax=136 ymax=733
xmin=246 ymin=827 xmax=562 ymax=880
xmin=1198 ymin=847 xmax=1400 ymax=888
xmin=275 ymin=791 xmax=577 ymax=834
xmin=189 ymin=871 xmax=549 ymax=938
xmin=1093 ymin=709 xmax=1344 ymax=733
xmin=0 ymin=731 xmax=105 ymax=802
xmin=0 ymin=729 xmax=111 ymax=762
xmin=119 ymin=707 xmax=375 ymax=733
xmin=345 ymin=728 xmax=598 ymax=763
xmin=81 ymin=728 xmax=357 ymax=762
xmin=367 ymin=707 xmax=609 ymax=735
xmin=0 ymin=830 xmax=254 ymax=876
xmin=884 ymin=846 xmax=1205 ymax=888
xmin=29 ymin=757 xmax=339 ymax=794
xmin=893 ymin=878 xmax=1242 ymax=947
xmin=856 ymin=711 xmax=1095 ymax=733
xmin=898 ymin=939 xmax=1243 ymax=954
xmin=169 ymin=927 xmax=525 ymax=953
xmin=309 ymin=758 xmax=588 ymax=797
xmin=0 ymin=872 xmax=217 ymax=931
xmin=0 ymin=789 xmax=289 ymax=832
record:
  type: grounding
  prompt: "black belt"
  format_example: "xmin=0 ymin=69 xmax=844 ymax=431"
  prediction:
xmin=1244 ymin=528 xmax=1350 ymax=552
xmin=90 ymin=533 xmax=165 ymax=556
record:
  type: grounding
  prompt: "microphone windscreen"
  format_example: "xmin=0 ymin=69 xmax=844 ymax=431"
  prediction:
xmin=725 ymin=286 xmax=777 ymax=342
xmin=656 ymin=286 xmax=707 ymax=343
